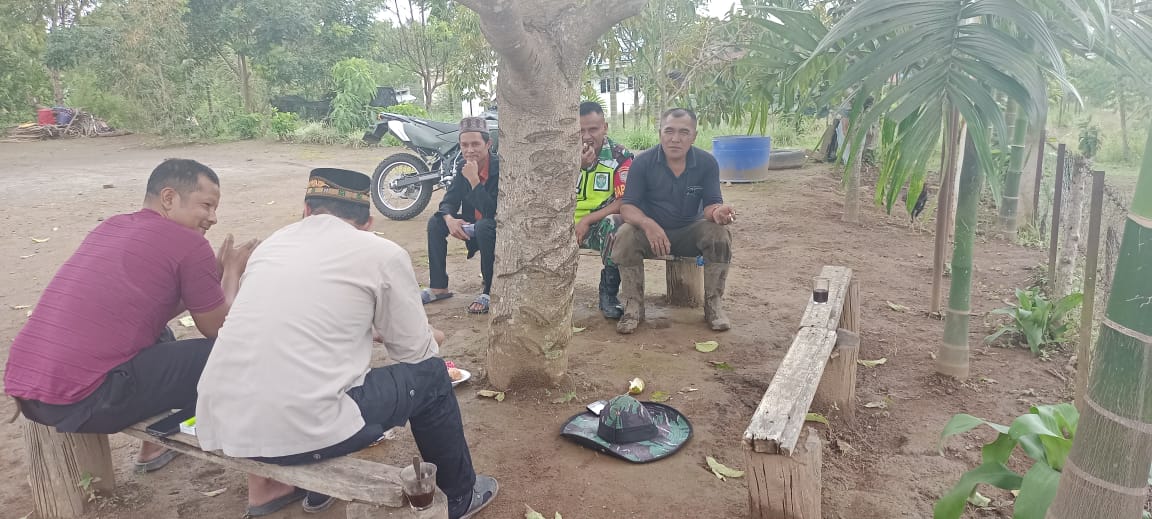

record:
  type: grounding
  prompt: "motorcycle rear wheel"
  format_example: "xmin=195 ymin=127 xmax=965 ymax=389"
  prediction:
xmin=371 ymin=153 xmax=436 ymax=221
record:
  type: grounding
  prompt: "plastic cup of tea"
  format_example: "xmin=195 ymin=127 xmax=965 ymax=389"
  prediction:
xmin=400 ymin=462 xmax=438 ymax=511
xmin=812 ymin=277 xmax=830 ymax=304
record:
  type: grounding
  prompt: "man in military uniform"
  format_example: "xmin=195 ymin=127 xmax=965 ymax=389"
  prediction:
xmin=574 ymin=101 xmax=634 ymax=319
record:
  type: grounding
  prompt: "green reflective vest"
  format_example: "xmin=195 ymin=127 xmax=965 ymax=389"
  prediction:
xmin=575 ymin=158 xmax=617 ymax=224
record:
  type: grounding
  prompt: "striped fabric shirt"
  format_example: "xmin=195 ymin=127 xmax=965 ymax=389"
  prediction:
xmin=4 ymin=209 xmax=224 ymax=405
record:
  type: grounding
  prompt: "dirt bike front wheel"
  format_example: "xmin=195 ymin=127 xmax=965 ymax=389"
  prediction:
xmin=371 ymin=153 xmax=436 ymax=221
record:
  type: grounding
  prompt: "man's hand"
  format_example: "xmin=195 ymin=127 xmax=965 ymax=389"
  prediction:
xmin=220 ymin=236 xmax=260 ymax=276
xmin=574 ymin=218 xmax=592 ymax=245
xmin=712 ymin=204 xmax=737 ymax=225
xmin=444 ymin=215 xmax=469 ymax=241
xmin=580 ymin=142 xmax=597 ymax=170
xmin=462 ymin=160 xmax=481 ymax=187
xmin=643 ymin=221 xmax=672 ymax=257
xmin=215 ymin=234 xmax=235 ymax=280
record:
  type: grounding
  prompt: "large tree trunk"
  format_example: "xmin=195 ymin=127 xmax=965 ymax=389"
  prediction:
xmin=49 ymin=68 xmax=65 ymax=106
xmin=238 ymin=53 xmax=253 ymax=113
xmin=1056 ymin=156 xmax=1089 ymax=299
xmin=460 ymin=0 xmax=646 ymax=390
xmin=1047 ymin=121 xmax=1152 ymax=519
xmin=608 ymin=54 xmax=618 ymax=118
xmin=937 ymin=132 xmax=983 ymax=380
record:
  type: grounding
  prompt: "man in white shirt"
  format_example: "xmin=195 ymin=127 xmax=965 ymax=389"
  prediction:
xmin=195 ymin=168 xmax=498 ymax=518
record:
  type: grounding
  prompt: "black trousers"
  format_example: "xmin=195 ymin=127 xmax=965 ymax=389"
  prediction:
xmin=427 ymin=216 xmax=496 ymax=295
xmin=252 ymin=357 xmax=476 ymax=502
xmin=18 ymin=329 xmax=214 ymax=434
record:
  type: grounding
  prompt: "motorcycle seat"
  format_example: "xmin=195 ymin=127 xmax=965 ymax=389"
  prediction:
xmin=423 ymin=120 xmax=462 ymax=133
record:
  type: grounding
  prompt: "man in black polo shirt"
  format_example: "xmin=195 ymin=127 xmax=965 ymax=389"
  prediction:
xmin=612 ymin=108 xmax=736 ymax=334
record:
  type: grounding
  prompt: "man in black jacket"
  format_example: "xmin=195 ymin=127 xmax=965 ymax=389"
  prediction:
xmin=423 ymin=117 xmax=499 ymax=314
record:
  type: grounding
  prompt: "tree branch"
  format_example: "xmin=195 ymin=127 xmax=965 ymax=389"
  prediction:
xmin=456 ymin=0 xmax=534 ymax=66
xmin=574 ymin=0 xmax=648 ymax=50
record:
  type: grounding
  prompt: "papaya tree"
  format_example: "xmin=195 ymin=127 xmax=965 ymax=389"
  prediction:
xmin=457 ymin=0 xmax=645 ymax=389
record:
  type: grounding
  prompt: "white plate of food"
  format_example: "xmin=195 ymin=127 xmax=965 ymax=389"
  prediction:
xmin=449 ymin=367 xmax=471 ymax=387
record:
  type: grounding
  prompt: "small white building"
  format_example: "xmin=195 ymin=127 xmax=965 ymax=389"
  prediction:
xmin=586 ymin=61 xmax=644 ymax=116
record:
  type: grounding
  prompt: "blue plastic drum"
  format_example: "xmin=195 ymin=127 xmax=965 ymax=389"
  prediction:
xmin=712 ymin=136 xmax=772 ymax=183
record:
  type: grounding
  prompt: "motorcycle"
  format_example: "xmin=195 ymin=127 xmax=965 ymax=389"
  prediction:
xmin=361 ymin=110 xmax=498 ymax=221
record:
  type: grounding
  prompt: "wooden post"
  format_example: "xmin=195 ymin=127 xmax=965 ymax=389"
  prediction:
xmin=1076 ymin=170 xmax=1106 ymax=409
xmin=665 ymin=258 xmax=703 ymax=308
xmin=347 ymin=489 xmax=449 ymax=519
xmin=745 ymin=427 xmax=822 ymax=519
xmin=22 ymin=420 xmax=115 ymax=519
xmin=813 ymin=329 xmax=859 ymax=419
xmin=1048 ymin=143 xmax=1066 ymax=283
xmin=1031 ymin=129 xmax=1046 ymax=227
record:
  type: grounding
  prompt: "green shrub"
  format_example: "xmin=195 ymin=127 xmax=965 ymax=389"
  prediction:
xmin=935 ymin=403 xmax=1078 ymax=519
xmin=986 ymin=288 xmax=1081 ymax=355
xmin=270 ymin=111 xmax=300 ymax=141
xmin=330 ymin=58 xmax=377 ymax=133
xmin=617 ymin=128 xmax=658 ymax=151
xmin=228 ymin=113 xmax=265 ymax=139
xmin=294 ymin=122 xmax=342 ymax=145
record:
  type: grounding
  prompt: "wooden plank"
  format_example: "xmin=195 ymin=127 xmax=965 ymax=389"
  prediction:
xmin=122 ymin=421 xmax=404 ymax=507
xmin=665 ymin=257 xmax=703 ymax=307
xmin=743 ymin=327 xmax=838 ymax=455
xmin=798 ymin=266 xmax=853 ymax=331
xmin=839 ymin=278 xmax=860 ymax=333
xmin=576 ymin=249 xmax=687 ymax=262
xmin=23 ymin=420 xmax=115 ymax=519
xmin=745 ymin=427 xmax=822 ymax=519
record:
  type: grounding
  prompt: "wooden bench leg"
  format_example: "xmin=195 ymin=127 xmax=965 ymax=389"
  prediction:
xmin=22 ymin=419 xmax=115 ymax=519
xmin=347 ymin=488 xmax=448 ymax=518
xmin=813 ymin=329 xmax=860 ymax=420
xmin=745 ymin=427 xmax=822 ymax=519
xmin=665 ymin=258 xmax=703 ymax=307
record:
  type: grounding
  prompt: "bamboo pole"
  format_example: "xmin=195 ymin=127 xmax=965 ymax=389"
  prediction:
xmin=1047 ymin=144 xmax=1066 ymax=285
xmin=1031 ymin=129 xmax=1046 ymax=228
xmin=930 ymin=109 xmax=961 ymax=315
xmin=1075 ymin=170 xmax=1105 ymax=408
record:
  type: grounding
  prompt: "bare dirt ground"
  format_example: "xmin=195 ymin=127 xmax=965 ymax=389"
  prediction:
xmin=0 ymin=136 xmax=1071 ymax=519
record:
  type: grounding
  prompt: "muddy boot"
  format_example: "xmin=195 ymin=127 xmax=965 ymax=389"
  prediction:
xmin=598 ymin=266 xmax=624 ymax=320
xmin=704 ymin=262 xmax=731 ymax=331
xmin=616 ymin=265 xmax=645 ymax=334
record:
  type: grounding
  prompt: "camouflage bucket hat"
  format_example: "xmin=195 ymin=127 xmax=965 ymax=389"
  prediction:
xmin=559 ymin=395 xmax=692 ymax=463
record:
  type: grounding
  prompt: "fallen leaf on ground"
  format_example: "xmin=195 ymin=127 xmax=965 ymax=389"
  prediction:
xmin=571 ymin=326 xmax=586 ymax=333
xmin=627 ymin=378 xmax=644 ymax=395
xmin=373 ymin=231 xmax=387 ymax=236
xmin=265 ymin=201 xmax=275 ymax=205
xmin=524 ymin=506 xmax=562 ymax=519
xmin=31 ymin=237 xmax=49 ymax=243
xmin=11 ymin=305 xmax=31 ymax=310
xmin=708 ymin=361 xmax=733 ymax=370
xmin=178 ymin=316 xmax=195 ymax=328
xmin=967 ymin=491 xmax=991 ymax=507
xmin=679 ymin=387 xmax=699 ymax=393
xmin=864 ymin=398 xmax=890 ymax=409
xmin=805 ymin=412 xmax=829 ymax=425
xmin=477 ymin=390 xmax=505 ymax=402
xmin=706 ymin=456 xmax=745 ymax=480
xmin=857 ymin=358 xmax=887 ymax=368
xmin=886 ymin=301 xmax=909 ymax=312
xmin=19 ymin=254 xmax=35 ymax=259
xmin=551 ymin=392 xmax=577 ymax=404
xmin=694 ymin=340 xmax=719 ymax=353
xmin=200 ymin=488 xmax=227 ymax=497
xmin=649 ymin=391 xmax=670 ymax=402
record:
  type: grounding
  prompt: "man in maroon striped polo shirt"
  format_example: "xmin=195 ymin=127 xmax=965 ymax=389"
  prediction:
xmin=5 ymin=158 xmax=256 ymax=472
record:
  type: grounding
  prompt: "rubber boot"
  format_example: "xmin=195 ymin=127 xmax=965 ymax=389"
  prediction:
xmin=598 ymin=266 xmax=624 ymax=320
xmin=704 ymin=262 xmax=731 ymax=331
xmin=616 ymin=265 xmax=645 ymax=334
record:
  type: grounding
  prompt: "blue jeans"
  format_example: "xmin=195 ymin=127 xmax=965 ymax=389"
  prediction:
xmin=252 ymin=357 xmax=476 ymax=502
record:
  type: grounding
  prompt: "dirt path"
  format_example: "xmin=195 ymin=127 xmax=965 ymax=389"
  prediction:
xmin=0 ymin=136 xmax=1068 ymax=518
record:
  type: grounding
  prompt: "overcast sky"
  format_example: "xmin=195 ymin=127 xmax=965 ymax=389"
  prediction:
xmin=703 ymin=0 xmax=740 ymax=18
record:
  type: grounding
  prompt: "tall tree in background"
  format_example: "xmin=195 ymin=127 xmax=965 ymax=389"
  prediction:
xmin=616 ymin=0 xmax=702 ymax=123
xmin=382 ymin=0 xmax=466 ymax=110
xmin=457 ymin=0 xmax=644 ymax=389
xmin=0 ymin=2 xmax=50 ymax=118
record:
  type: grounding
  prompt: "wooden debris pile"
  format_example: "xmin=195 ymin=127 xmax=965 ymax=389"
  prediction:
xmin=2 ymin=111 xmax=130 ymax=142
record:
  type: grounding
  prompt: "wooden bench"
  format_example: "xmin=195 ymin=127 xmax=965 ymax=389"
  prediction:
xmin=577 ymin=249 xmax=703 ymax=307
xmin=19 ymin=416 xmax=448 ymax=518
xmin=743 ymin=266 xmax=861 ymax=519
